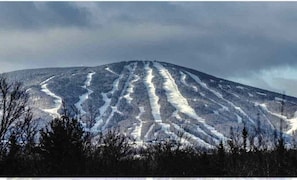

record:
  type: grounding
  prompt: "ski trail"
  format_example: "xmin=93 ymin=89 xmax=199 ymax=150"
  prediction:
xmin=185 ymin=71 xmax=255 ymax=125
xmin=123 ymin=62 xmax=139 ymax=104
xmin=180 ymin=71 xmax=197 ymax=92
xmin=40 ymin=76 xmax=62 ymax=118
xmin=74 ymin=72 xmax=96 ymax=116
xmin=101 ymin=63 xmax=137 ymax=131
xmin=144 ymin=123 xmax=155 ymax=140
xmin=91 ymin=73 xmax=123 ymax=132
xmin=255 ymin=103 xmax=275 ymax=129
xmin=143 ymin=62 xmax=162 ymax=123
xmin=180 ymin=71 xmax=230 ymax=114
xmin=171 ymin=123 xmax=214 ymax=149
xmin=131 ymin=106 xmax=145 ymax=145
xmin=257 ymin=103 xmax=295 ymax=134
xmin=154 ymin=62 xmax=226 ymax=143
xmin=171 ymin=111 xmax=211 ymax=146
xmin=105 ymin=67 xmax=119 ymax=76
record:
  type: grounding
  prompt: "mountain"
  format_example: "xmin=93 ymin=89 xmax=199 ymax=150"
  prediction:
xmin=4 ymin=61 xmax=297 ymax=148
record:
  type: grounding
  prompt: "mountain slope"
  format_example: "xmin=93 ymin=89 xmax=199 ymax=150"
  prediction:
xmin=5 ymin=61 xmax=297 ymax=148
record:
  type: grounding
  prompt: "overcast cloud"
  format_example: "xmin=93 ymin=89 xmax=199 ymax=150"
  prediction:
xmin=1 ymin=2 xmax=297 ymax=96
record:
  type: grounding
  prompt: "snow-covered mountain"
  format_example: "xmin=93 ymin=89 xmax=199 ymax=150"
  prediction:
xmin=4 ymin=61 xmax=297 ymax=148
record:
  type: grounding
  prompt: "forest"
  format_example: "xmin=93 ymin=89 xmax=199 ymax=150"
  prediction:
xmin=1 ymin=75 xmax=297 ymax=177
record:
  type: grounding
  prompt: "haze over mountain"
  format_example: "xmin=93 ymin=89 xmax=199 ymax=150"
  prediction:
xmin=4 ymin=61 xmax=297 ymax=148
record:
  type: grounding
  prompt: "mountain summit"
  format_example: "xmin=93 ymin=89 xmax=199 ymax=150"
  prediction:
xmin=5 ymin=61 xmax=297 ymax=148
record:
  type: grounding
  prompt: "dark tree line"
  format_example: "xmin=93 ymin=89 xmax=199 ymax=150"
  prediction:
xmin=2 ymin=75 xmax=297 ymax=176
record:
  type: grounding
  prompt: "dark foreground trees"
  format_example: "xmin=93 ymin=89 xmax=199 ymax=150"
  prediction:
xmin=2 ymin=114 xmax=297 ymax=176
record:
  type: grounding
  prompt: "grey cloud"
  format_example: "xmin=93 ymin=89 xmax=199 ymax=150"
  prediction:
xmin=0 ymin=2 xmax=90 ymax=29
xmin=2 ymin=2 xmax=297 ymax=96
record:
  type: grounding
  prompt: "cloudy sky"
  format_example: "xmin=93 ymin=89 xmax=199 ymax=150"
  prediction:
xmin=1 ymin=2 xmax=297 ymax=97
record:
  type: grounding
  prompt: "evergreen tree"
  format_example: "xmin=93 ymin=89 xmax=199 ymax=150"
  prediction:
xmin=242 ymin=125 xmax=248 ymax=152
xmin=39 ymin=116 xmax=85 ymax=175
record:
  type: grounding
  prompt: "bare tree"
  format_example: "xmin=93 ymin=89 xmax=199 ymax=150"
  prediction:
xmin=0 ymin=76 xmax=31 ymax=141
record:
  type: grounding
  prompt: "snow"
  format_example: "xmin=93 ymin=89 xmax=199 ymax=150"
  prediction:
xmin=123 ymin=63 xmax=139 ymax=104
xmin=101 ymin=64 xmax=137 ymax=131
xmin=105 ymin=67 xmax=119 ymax=76
xmin=236 ymin=86 xmax=245 ymax=90
xmin=74 ymin=72 xmax=96 ymax=116
xmin=230 ymin=92 xmax=240 ymax=98
xmin=186 ymin=71 xmax=223 ymax=99
xmin=171 ymin=123 xmax=214 ymax=149
xmin=236 ymin=114 xmax=243 ymax=123
xmin=154 ymin=62 xmax=226 ymax=142
xmin=154 ymin=63 xmax=199 ymax=120
xmin=40 ymin=76 xmax=62 ymax=118
xmin=256 ymin=92 xmax=267 ymax=96
xmin=131 ymin=106 xmax=145 ymax=145
xmin=186 ymin=71 xmax=255 ymax=125
xmin=248 ymin=93 xmax=254 ymax=97
xmin=287 ymin=111 xmax=297 ymax=134
xmin=144 ymin=123 xmax=155 ymax=140
xmin=258 ymin=103 xmax=297 ymax=134
xmin=92 ymin=71 xmax=123 ymax=132
xmin=180 ymin=71 xmax=197 ymax=92
xmin=275 ymin=97 xmax=284 ymax=102
xmin=143 ymin=62 xmax=162 ymax=123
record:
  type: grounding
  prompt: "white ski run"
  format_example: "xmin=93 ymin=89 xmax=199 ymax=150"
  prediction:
xmin=143 ymin=62 xmax=162 ymax=123
xmin=92 ymin=69 xmax=123 ymax=132
xmin=74 ymin=72 xmax=96 ymax=117
xmin=154 ymin=62 xmax=226 ymax=143
xmin=185 ymin=71 xmax=255 ymax=125
xmin=131 ymin=106 xmax=145 ymax=145
xmin=123 ymin=62 xmax=138 ymax=104
xmin=40 ymin=76 xmax=62 ymax=118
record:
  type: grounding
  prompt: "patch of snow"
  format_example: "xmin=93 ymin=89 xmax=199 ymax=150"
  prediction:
xmin=236 ymin=86 xmax=245 ymax=90
xmin=275 ymin=97 xmax=284 ymax=102
xmin=92 ymin=72 xmax=124 ymax=132
xmin=248 ymin=93 xmax=254 ymax=97
xmin=143 ymin=62 xmax=162 ymax=123
xmin=101 ymin=64 xmax=138 ymax=131
xmin=144 ymin=123 xmax=155 ymax=140
xmin=258 ymin=103 xmax=296 ymax=134
xmin=235 ymin=114 xmax=243 ymax=123
xmin=287 ymin=111 xmax=297 ymax=134
xmin=171 ymin=123 xmax=214 ymax=149
xmin=230 ymin=92 xmax=240 ymax=98
xmin=210 ymin=79 xmax=215 ymax=83
xmin=131 ymin=106 xmax=145 ymax=145
xmin=40 ymin=76 xmax=62 ymax=118
xmin=186 ymin=71 xmax=255 ymax=125
xmin=74 ymin=72 xmax=96 ymax=116
xmin=180 ymin=71 xmax=197 ymax=92
xmin=154 ymin=63 xmax=226 ymax=142
xmin=172 ymin=110 xmax=181 ymax=119
xmin=105 ymin=67 xmax=119 ymax=76
xmin=256 ymin=92 xmax=267 ymax=96
xmin=186 ymin=71 xmax=223 ymax=99
xmin=123 ymin=63 xmax=139 ymax=104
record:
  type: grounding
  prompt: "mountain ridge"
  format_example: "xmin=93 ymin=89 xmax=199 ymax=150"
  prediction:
xmin=3 ymin=60 xmax=297 ymax=148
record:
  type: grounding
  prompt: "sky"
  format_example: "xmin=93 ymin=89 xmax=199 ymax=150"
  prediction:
xmin=1 ymin=2 xmax=297 ymax=97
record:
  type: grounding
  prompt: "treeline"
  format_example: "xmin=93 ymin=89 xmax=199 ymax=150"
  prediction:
xmin=2 ymin=115 xmax=297 ymax=177
xmin=1 ymin=76 xmax=297 ymax=176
